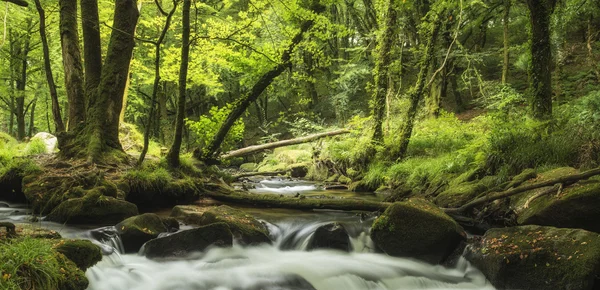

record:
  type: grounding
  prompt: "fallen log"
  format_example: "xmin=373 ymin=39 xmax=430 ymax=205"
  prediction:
xmin=202 ymin=183 xmax=390 ymax=212
xmin=220 ymin=129 xmax=350 ymax=159
xmin=232 ymin=170 xmax=288 ymax=181
xmin=443 ymin=167 xmax=600 ymax=214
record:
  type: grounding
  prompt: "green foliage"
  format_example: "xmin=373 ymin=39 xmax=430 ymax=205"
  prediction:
xmin=0 ymin=238 xmax=61 ymax=290
xmin=25 ymin=138 xmax=47 ymax=156
xmin=124 ymin=166 xmax=173 ymax=192
xmin=186 ymin=104 xmax=245 ymax=155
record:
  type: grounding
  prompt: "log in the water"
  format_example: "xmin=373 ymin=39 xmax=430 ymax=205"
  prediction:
xmin=443 ymin=167 xmax=600 ymax=214
xmin=202 ymin=183 xmax=390 ymax=212
xmin=3 ymin=0 xmax=28 ymax=6
xmin=221 ymin=129 xmax=350 ymax=159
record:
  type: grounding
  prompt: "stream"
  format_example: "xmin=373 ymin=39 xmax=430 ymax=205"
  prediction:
xmin=1 ymin=179 xmax=495 ymax=290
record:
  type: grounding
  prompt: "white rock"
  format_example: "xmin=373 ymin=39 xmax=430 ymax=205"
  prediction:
xmin=31 ymin=132 xmax=58 ymax=153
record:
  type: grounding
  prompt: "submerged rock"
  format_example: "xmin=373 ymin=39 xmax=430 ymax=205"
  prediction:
xmin=307 ymin=222 xmax=351 ymax=252
xmin=54 ymin=239 xmax=103 ymax=271
xmin=142 ymin=222 xmax=233 ymax=259
xmin=465 ymin=225 xmax=600 ymax=290
xmin=46 ymin=195 xmax=138 ymax=225
xmin=370 ymin=198 xmax=465 ymax=264
xmin=116 ymin=213 xmax=178 ymax=253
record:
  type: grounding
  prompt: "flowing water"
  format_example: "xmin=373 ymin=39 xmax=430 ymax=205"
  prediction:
xmin=1 ymin=179 xmax=495 ymax=290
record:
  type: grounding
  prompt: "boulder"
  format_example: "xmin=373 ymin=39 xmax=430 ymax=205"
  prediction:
xmin=290 ymin=164 xmax=309 ymax=178
xmin=142 ymin=222 xmax=233 ymax=259
xmin=31 ymin=132 xmax=58 ymax=153
xmin=513 ymin=180 xmax=600 ymax=233
xmin=505 ymin=168 xmax=537 ymax=189
xmin=434 ymin=180 xmax=488 ymax=208
xmin=370 ymin=198 xmax=465 ymax=264
xmin=46 ymin=195 xmax=138 ymax=225
xmin=175 ymin=205 xmax=271 ymax=245
xmin=54 ymin=239 xmax=103 ymax=271
xmin=307 ymin=222 xmax=351 ymax=252
xmin=465 ymin=225 xmax=600 ymax=290
xmin=116 ymin=213 xmax=178 ymax=253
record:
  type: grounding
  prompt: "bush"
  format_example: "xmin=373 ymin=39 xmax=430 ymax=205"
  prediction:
xmin=24 ymin=138 xmax=47 ymax=156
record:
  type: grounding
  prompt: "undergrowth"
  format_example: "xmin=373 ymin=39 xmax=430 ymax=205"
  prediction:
xmin=0 ymin=238 xmax=61 ymax=290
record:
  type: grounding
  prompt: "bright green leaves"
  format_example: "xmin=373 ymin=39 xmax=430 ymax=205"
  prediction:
xmin=185 ymin=104 xmax=245 ymax=154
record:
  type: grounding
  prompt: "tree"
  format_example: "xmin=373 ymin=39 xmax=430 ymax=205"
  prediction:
xmin=58 ymin=0 xmax=140 ymax=162
xmin=526 ymin=0 xmax=557 ymax=119
xmin=166 ymin=0 xmax=190 ymax=168
xmin=371 ymin=0 xmax=397 ymax=143
xmin=34 ymin=0 xmax=65 ymax=133
xmin=197 ymin=0 xmax=327 ymax=162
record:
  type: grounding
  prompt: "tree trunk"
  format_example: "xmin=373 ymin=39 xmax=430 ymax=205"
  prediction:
xmin=14 ymin=20 xmax=31 ymax=141
xmin=2 ymin=0 xmax=27 ymax=6
xmin=59 ymin=0 xmax=139 ymax=162
xmin=371 ymin=0 xmax=396 ymax=142
xmin=81 ymin=0 xmax=103 ymax=101
xmin=59 ymin=0 xmax=86 ymax=129
xmin=396 ymin=18 xmax=441 ymax=160
xmin=502 ymin=0 xmax=511 ymax=84
xmin=587 ymin=17 xmax=600 ymax=83
xmin=28 ymin=97 xmax=37 ymax=138
xmin=166 ymin=0 xmax=191 ymax=168
xmin=197 ymin=1 xmax=326 ymax=162
xmin=526 ymin=0 xmax=556 ymax=120
xmin=221 ymin=129 xmax=350 ymax=159
xmin=34 ymin=0 xmax=65 ymax=133
xmin=139 ymin=1 xmax=178 ymax=166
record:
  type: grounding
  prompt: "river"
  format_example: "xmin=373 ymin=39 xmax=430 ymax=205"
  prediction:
xmin=0 ymin=178 xmax=495 ymax=290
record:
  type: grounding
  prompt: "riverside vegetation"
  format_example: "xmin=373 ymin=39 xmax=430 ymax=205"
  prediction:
xmin=1 ymin=0 xmax=600 ymax=289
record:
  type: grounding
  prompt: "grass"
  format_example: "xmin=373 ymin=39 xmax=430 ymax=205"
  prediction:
xmin=0 ymin=238 xmax=61 ymax=290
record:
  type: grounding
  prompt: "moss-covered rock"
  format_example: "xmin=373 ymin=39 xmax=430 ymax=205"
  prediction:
xmin=14 ymin=223 xmax=61 ymax=239
xmin=290 ymin=163 xmax=309 ymax=178
xmin=307 ymin=222 xmax=351 ymax=252
xmin=239 ymin=162 xmax=258 ymax=172
xmin=465 ymin=225 xmax=600 ymax=290
xmin=190 ymin=205 xmax=271 ymax=245
xmin=371 ymin=198 xmax=465 ymax=264
xmin=124 ymin=175 xmax=200 ymax=209
xmin=338 ymin=175 xmax=351 ymax=184
xmin=142 ymin=222 xmax=233 ymax=259
xmin=513 ymin=180 xmax=600 ymax=233
xmin=116 ymin=213 xmax=178 ymax=253
xmin=46 ymin=194 xmax=138 ymax=225
xmin=53 ymin=239 xmax=102 ymax=271
xmin=348 ymin=180 xmax=375 ymax=192
xmin=434 ymin=181 xmax=488 ymax=208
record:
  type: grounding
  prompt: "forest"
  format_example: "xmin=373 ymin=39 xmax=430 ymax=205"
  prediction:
xmin=0 ymin=0 xmax=600 ymax=289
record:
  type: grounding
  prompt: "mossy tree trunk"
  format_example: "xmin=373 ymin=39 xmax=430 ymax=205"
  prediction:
xmin=166 ymin=0 xmax=191 ymax=168
xmin=396 ymin=17 xmax=441 ymax=161
xmin=502 ymin=0 xmax=511 ymax=85
xmin=371 ymin=0 xmax=397 ymax=143
xmin=58 ymin=0 xmax=140 ymax=163
xmin=197 ymin=1 xmax=326 ymax=162
xmin=526 ymin=0 xmax=556 ymax=120
xmin=34 ymin=0 xmax=65 ymax=133
xmin=81 ymin=0 xmax=103 ymax=102
xmin=59 ymin=0 xmax=86 ymax=129
xmin=10 ymin=19 xmax=32 ymax=141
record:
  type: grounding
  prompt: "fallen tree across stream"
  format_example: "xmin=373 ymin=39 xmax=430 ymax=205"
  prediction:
xmin=220 ymin=129 xmax=350 ymax=159
xmin=232 ymin=170 xmax=288 ymax=181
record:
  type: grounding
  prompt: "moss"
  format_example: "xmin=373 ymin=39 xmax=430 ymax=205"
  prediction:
xmin=338 ymin=175 xmax=351 ymax=184
xmin=239 ymin=163 xmax=257 ymax=172
xmin=123 ymin=167 xmax=200 ymax=208
xmin=46 ymin=194 xmax=138 ymax=225
xmin=371 ymin=199 xmax=465 ymax=264
xmin=435 ymin=181 xmax=488 ymax=207
xmin=505 ymin=168 xmax=537 ymax=189
xmin=326 ymin=173 xmax=340 ymax=182
xmin=465 ymin=225 xmax=600 ymax=290
xmin=195 ymin=205 xmax=271 ymax=245
xmin=116 ymin=213 xmax=169 ymax=253
xmin=53 ymin=239 xmax=102 ymax=271
xmin=0 ymin=238 xmax=90 ymax=290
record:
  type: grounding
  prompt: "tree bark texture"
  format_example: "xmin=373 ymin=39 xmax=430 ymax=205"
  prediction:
xmin=59 ymin=0 xmax=86 ymax=129
xmin=81 ymin=0 xmax=103 ymax=101
xmin=502 ymin=0 xmax=511 ymax=84
xmin=526 ymin=0 xmax=556 ymax=119
xmin=167 ymin=0 xmax=191 ymax=168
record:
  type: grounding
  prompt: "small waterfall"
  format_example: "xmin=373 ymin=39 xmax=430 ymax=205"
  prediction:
xmin=249 ymin=178 xmax=319 ymax=195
